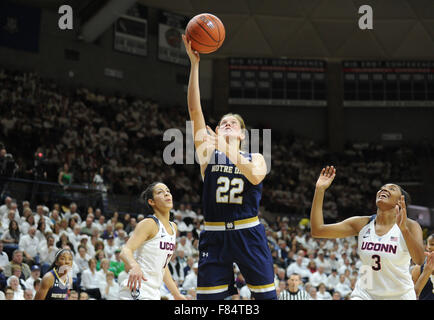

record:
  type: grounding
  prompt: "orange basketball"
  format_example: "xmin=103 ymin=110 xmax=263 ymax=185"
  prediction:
xmin=185 ymin=13 xmax=225 ymax=54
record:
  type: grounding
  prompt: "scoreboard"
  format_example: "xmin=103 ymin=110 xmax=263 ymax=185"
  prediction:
xmin=228 ymin=58 xmax=327 ymax=107
xmin=343 ymin=61 xmax=434 ymax=107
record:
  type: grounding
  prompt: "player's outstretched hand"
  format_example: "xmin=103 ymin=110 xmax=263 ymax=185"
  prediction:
xmin=315 ymin=166 xmax=336 ymax=191
xmin=182 ymin=34 xmax=200 ymax=65
xmin=127 ymin=264 xmax=147 ymax=292
xmin=174 ymin=293 xmax=188 ymax=300
xmin=395 ymin=195 xmax=408 ymax=232
xmin=425 ymin=251 xmax=434 ymax=272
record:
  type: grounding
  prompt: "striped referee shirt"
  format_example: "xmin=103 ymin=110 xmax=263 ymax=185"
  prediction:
xmin=279 ymin=289 xmax=312 ymax=300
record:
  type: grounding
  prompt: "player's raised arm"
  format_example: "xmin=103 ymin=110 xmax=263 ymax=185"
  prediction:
xmin=182 ymin=34 xmax=213 ymax=176
xmin=310 ymin=166 xmax=368 ymax=238
xmin=120 ymin=219 xmax=157 ymax=291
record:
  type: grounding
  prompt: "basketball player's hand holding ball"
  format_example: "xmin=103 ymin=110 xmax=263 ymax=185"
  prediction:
xmin=395 ymin=195 xmax=408 ymax=232
xmin=182 ymin=34 xmax=200 ymax=65
xmin=315 ymin=166 xmax=336 ymax=191
xmin=127 ymin=264 xmax=147 ymax=292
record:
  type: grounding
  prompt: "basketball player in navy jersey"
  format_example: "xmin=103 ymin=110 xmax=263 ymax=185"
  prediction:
xmin=412 ymin=234 xmax=434 ymax=299
xmin=182 ymin=35 xmax=277 ymax=300
xmin=310 ymin=166 xmax=425 ymax=300
xmin=34 ymin=248 xmax=73 ymax=300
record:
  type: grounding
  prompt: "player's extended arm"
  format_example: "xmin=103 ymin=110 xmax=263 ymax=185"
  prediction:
xmin=412 ymin=253 xmax=434 ymax=298
xmin=396 ymin=196 xmax=425 ymax=265
xmin=310 ymin=166 xmax=368 ymax=238
xmin=33 ymin=272 xmax=54 ymax=300
xmin=182 ymin=35 xmax=213 ymax=177
xmin=119 ymin=219 xmax=157 ymax=291
xmin=163 ymin=266 xmax=186 ymax=300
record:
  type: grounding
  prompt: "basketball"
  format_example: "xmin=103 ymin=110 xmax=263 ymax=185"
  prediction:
xmin=185 ymin=13 xmax=225 ymax=54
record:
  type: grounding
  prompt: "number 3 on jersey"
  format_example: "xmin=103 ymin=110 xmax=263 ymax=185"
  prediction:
xmin=372 ymin=254 xmax=381 ymax=271
xmin=216 ymin=177 xmax=244 ymax=204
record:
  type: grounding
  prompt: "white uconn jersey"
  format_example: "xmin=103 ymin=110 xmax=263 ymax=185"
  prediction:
xmin=352 ymin=215 xmax=415 ymax=300
xmin=120 ymin=216 xmax=176 ymax=300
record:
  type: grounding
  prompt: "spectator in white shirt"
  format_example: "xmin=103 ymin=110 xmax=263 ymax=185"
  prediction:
xmin=19 ymin=226 xmax=39 ymax=265
xmin=0 ymin=240 xmax=9 ymax=271
xmin=325 ymin=269 xmax=340 ymax=291
xmin=7 ymin=275 xmax=24 ymax=300
xmin=338 ymin=257 xmax=351 ymax=275
xmin=39 ymin=235 xmax=58 ymax=273
xmin=68 ymin=225 xmax=82 ymax=251
xmin=75 ymin=245 xmax=91 ymax=274
xmin=25 ymin=265 xmax=41 ymax=295
xmin=177 ymin=236 xmax=193 ymax=257
xmin=19 ymin=208 xmax=34 ymax=234
xmin=314 ymin=250 xmax=332 ymax=274
xmin=286 ymin=256 xmax=310 ymax=280
xmin=309 ymin=266 xmax=328 ymax=288
xmin=94 ymin=215 xmax=106 ymax=234
xmin=182 ymin=262 xmax=198 ymax=291
xmin=34 ymin=205 xmax=51 ymax=228
xmin=0 ymin=196 xmax=13 ymax=220
xmin=80 ymin=258 xmax=101 ymax=299
xmin=99 ymin=271 xmax=119 ymax=300
xmin=334 ymin=274 xmax=352 ymax=299
xmin=104 ymin=236 xmax=118 ymax=260
xmin=317 ymin=283 xmax=332 ymax=300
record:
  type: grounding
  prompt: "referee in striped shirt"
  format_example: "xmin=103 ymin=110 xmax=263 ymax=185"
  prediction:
xmin=279 ymin=273 xmax=312 ymax=300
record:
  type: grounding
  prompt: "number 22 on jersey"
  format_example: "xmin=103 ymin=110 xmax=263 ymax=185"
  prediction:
xmin=216 ymin=177 xmax=244 ymax=204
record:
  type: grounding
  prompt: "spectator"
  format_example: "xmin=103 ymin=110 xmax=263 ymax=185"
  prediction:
xmin=11 ymin=265 xmax=27 ymax=289
xmin=317 ymin=282 xmax=332 ymax=300
xmin=80 ymin=258 xmax=101 ymax=299
xmin=182 ymin=262 xmax=198 ymax=291
xmin=326 ymin=268 xmax=340 ymax=291
xmin=4 ymin=286 xmax=15 ymax=300
xmin=7 ymin=275 xmax=24 ymax=300
xmin=0 ymin=240 xmax=9 ymax=271
xmin=1 ymin=219 xmax=20 ymax=257
xmin=286 ymin=256 xmax=310 ymax=280
xmin=79 ymin=291 xmax=89 ymax=300
xmin=104 ymin=236 xmax=118 ymax=260
xmin=334 ymin=274 xmax=352 ymax=299
xmin=309 ymin=287 xmax=318 ymax=300
xmin=23 ymin=288 xmax=33 ymax=300
xmin=25 ymin=265 xmax=41 ymax=295
xmin=18 ymin=226 xmax=39 ymax=266
xmin=38 ymin=235 xmax=58 ymax=274
xmin=75 ymin=245 xmax=90 ymax=274
xmin=332 ymin=291 xmax=342 ymax=300
xmin=108 ymin=249 xmax=124 ymax=278
xmin=19 ymin=209 xmax=35 ymax=235
xmin=68 ymin=290 xmax=79 ymax=300
xmin=309 ymin=266 xmax=328 ymax=288
xmin=80 ymin=216 xmax=96 ymax=237
xmin=3 ymin=250 xmax=31 ymax=279
xmin=58 ymin=162 xmax=72 ymax=187
xmin=99 ymin=271 xmax=119 ymax=300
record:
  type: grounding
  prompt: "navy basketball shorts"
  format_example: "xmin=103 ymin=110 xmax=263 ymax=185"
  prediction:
xmin=196 ymin=223 xmax=277 ymax=300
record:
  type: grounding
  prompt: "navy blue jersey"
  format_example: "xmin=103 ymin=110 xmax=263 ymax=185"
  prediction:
xmin=419 ymin=263 xmax=434 ymax=300
xmin=45 ymin=269 xmax=69 ymax=300
xmin=202 ymin=150 xmax=262 ymax=222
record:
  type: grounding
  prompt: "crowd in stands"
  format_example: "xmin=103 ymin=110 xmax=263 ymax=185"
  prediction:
xmin=0 ymin=195 xmax=370 ymax=300
xmin=1 ymin=68 xmax=433 ymax=221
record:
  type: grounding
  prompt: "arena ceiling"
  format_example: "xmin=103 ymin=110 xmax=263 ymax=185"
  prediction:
xmin=138 ymin=0 xmax=434 ymax=60
xmin=13 ymin=0 xmax=434 ymax=59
